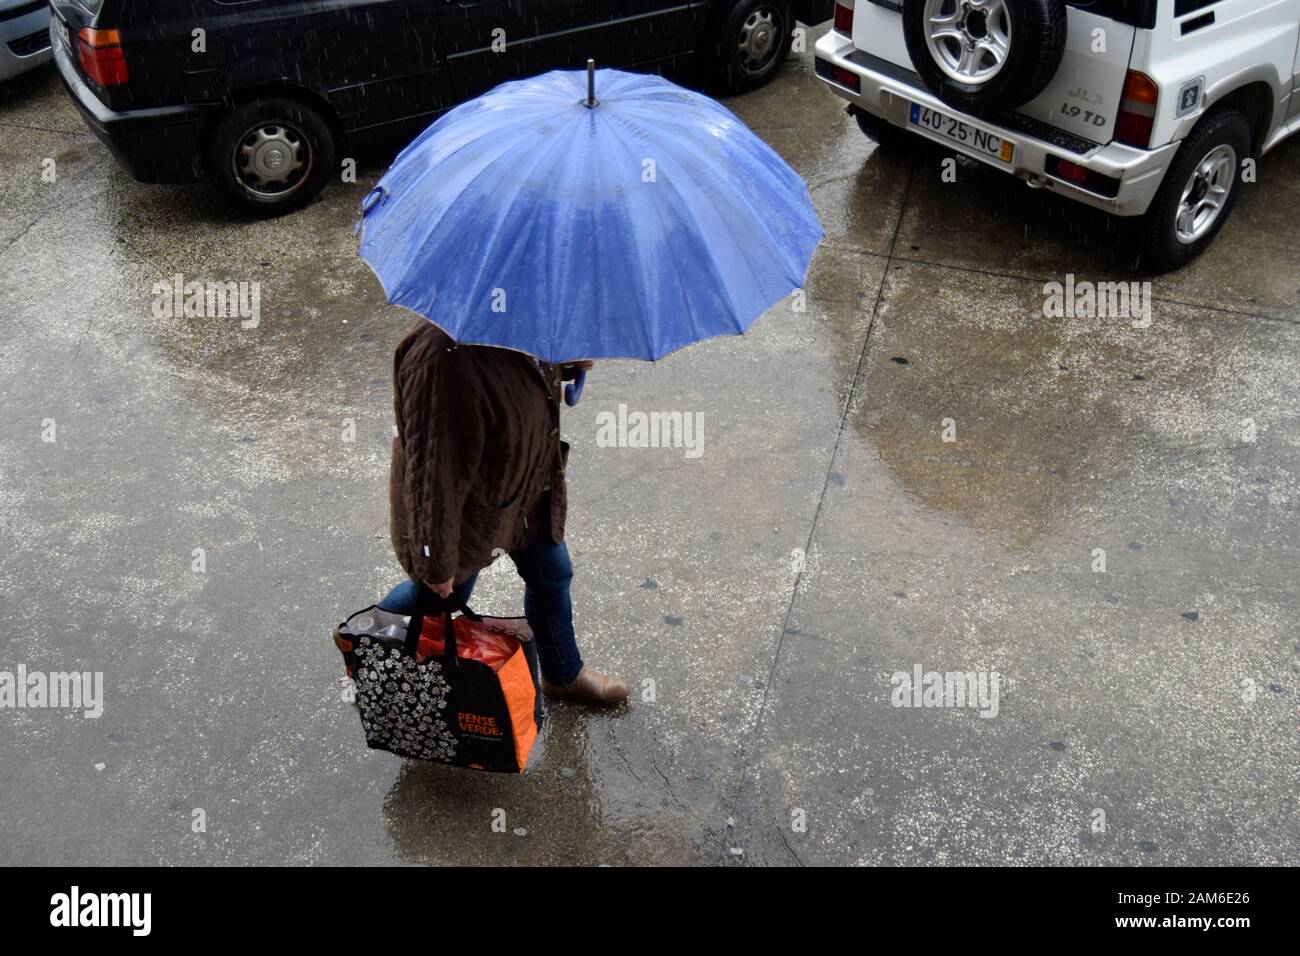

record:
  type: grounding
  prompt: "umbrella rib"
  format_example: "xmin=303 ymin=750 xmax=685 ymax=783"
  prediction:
xmin=624 ymin=99 xmax=811 ymax=341
xmin=639 ymin=130 xmax=759 ymax=341
xmin=604 ymin=110 xmax=725 ymax=359
xmin=643 ymin=100 xmax=822 ymax=296
xmin=467 ymin=112 xmax=589 ymax=356
xmin=386 ymin=118 xmax=531 ymax=290
xmin=595 ymin=109 xmax=667 ymax=360
xmin=725 ymin=132 xmax=824 ymax=279
xmin=395 ymin=115 xmax=559 ymax=319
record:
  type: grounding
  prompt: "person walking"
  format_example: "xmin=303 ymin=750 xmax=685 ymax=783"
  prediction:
xmin=379 ymin=320 xmax=631 ymax=707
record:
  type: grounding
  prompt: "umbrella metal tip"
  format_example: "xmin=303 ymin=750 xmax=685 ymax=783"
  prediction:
xmin=585 ymin=58 xmax=597 ymax=108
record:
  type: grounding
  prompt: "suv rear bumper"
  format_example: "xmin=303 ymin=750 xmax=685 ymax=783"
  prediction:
xmin=52 ymin=29 xmax=216 ymax=185
xmin=813 ymin=30 xmax=1177 ymax=217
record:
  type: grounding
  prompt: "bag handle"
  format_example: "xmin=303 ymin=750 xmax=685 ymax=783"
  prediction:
xmin=404 ymin=583 xmax=482 ymax=664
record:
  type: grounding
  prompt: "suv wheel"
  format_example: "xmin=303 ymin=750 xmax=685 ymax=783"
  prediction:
xmin=1136 ymin=108 xmax=1251 ymax=271
xmin=708 ymin=1 xmax=794 ymax=94
xmin=902 ymin=0 xmax=1067 ymax=115
xmin=208 ymin=96 xmax=337 ymax=216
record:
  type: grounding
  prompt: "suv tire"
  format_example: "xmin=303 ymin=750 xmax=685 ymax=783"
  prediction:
xmin=901 ymin=0 xmax=1067 ymax=115
xmin=1135 ymin=107 xmax=1251 ymax=272
xmin=707 ymin=0 xmax=795 ymax=94
xmin=208 ymin=96 xmax=337 ymax=216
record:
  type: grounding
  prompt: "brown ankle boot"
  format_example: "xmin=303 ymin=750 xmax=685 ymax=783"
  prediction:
xmin=542 ymin=666 xmax=631 ymax=706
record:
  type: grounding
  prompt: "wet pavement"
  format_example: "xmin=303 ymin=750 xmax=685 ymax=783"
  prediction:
xmin=1 ymin=26 xmax=1296 ymax=866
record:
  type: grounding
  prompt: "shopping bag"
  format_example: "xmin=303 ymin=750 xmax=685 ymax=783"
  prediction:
xmin=333 ymin=591 xmax=543 ymax=773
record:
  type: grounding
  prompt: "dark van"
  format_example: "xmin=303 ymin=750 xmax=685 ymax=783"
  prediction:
xmin=50 ymin=0 xmax=831 ymax=214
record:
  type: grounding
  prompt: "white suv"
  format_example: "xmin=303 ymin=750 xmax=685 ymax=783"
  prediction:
xmin=814 ymin=0 xmax=1300 ymax=269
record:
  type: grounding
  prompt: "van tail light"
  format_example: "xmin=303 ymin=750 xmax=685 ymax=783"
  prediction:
xmin=77 ymin=28 xmax=129 ymax=87
xmin=1115 ymin=70 xmax=1158 ymax=148
xmin=833 ymin=0 xmax=855 ymax=36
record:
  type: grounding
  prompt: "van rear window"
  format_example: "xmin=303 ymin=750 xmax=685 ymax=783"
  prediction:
xmin=1066 ymin=0 xmax=1157 ymax=29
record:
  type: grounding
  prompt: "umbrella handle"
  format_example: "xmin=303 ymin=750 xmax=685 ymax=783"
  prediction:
xmin=356 ymin=186 xmax=388 ymax=235
xmin=362 ymin=186 xmax=387 ymax=215
xmin=564 ymin=369 xmax=587 ymax=406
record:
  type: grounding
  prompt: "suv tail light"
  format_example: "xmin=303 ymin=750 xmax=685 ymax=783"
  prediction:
xmin=833 ymin=0 xmax=855 ymax=36
xmin=77 ymin=28 xmax=129 ymax=87
xmin=1115 ymin=70 xmax=1158 ymax=148
xmin=1045 ymin=155 xmax=1121 ymax=198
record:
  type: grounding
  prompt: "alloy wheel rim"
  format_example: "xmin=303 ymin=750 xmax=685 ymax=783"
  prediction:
xmin=924 ymin=0 xmax=1012 ymax=85
xmin=233 ymin=122 xmax=311 ymax=199
xmin=1175 ymin=144 xmax=1236 ymax=244
xmin=737 ymin=8 xmax=782 ymax=75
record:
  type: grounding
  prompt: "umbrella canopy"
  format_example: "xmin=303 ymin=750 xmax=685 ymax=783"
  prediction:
xmin=358 ymin=67 xmax=822 ymax=364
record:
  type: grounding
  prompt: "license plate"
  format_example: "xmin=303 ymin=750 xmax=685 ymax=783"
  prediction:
xmin=909 ymin=103 xmax=1014 ymax=164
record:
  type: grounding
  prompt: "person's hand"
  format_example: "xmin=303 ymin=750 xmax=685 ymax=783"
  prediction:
xmin=430 ymin=576 xmax=454 ymax=598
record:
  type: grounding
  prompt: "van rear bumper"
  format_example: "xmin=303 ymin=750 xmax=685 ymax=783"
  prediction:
xmin=53 ymin=31 xmax=216 ymax=184
xmin=813 ymin=31 xmax=1178 ymax=217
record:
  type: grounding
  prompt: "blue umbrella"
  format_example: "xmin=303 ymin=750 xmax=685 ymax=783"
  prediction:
xmin=358 ymin=63 xmax=822 ymax=404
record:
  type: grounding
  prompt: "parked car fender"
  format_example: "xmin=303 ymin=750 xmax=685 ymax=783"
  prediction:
xmin=1176 ymin=70 xmax=1285 ymax=154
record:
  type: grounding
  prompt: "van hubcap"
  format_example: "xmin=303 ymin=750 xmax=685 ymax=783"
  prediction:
xmin=235 ymin=122 xmax=311 ymax=198
xmin=925 ymin=0 xmax=1012 ymax=84
xmin=1175 ymin=144 xmax=1235 ymax=244
xmin=737 ymin=8 xmax=781 ymax=74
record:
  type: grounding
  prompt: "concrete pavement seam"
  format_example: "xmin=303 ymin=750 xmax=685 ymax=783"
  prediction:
xmin=720 ymin=165 xmax=919 ymax=863
xmin=817 ymin=238 xmax=1300 ymax=326
xmin=1 ymin=154 xmax=109 ymax=258
xmin=0 ymin=120 xmax=90 ymax=137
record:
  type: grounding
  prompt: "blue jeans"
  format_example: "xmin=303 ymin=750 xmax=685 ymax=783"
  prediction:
xmin=379 ymin=536 xmax=584 ymax=685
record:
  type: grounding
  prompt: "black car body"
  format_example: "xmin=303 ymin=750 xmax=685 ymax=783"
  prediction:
xmin=50 ymin=0 xmax=832 ymax=212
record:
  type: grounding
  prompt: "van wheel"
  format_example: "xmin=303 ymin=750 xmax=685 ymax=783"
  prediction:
xmin=208 ymin=97 xmax=337 ymax=216
xmin=901 ymin=0 xmax=1067 ymax=114
xmin=1136 ymin=108 xmax=1251 ymax=271
xmin=708 ymin=0 xmax=794 ymax=94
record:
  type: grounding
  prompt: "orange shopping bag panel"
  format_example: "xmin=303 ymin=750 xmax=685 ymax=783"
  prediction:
xmin=415 ymin=614 xmax=531 ymax=671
